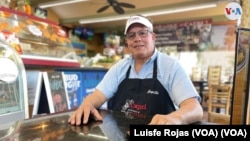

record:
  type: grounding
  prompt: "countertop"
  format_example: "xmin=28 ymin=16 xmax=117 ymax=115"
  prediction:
xmin=0 ymin=109 xmax=214 ymax=141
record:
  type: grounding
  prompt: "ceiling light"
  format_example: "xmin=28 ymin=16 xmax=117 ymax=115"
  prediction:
xmin=79 ymin=16 xmax=130 ymax=24
xmin=79 ymin=2 xmax=217 ymax=24
xmin=38 ymin=0 xmax=89 ymax=9
xmin=144 ymin=3 xmax=217 ymax=16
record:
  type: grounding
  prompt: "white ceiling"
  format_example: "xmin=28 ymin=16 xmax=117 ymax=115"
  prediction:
xmin=30 ymin=0 xmax=234 ymax=32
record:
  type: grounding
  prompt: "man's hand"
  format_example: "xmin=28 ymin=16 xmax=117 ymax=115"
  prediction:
xmin=68 ymin=104 xmax=103 ymax=125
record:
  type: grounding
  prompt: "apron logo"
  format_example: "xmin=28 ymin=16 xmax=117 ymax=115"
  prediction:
xmin=147 ymin=90 xmax=159 ymax=95
xmin=121 ymin=99 xmax=147 ymax=113
xmin=122 ymin=99 xmax=134 ymax=112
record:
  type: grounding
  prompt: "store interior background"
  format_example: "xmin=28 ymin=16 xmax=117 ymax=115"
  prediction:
xmin=28 ymin=0 xmax=236 ymax=81
xmin=3 ymin=0 xmax=249 ymax=125
xmin=30 ymin=0 xmax=236 ymax=119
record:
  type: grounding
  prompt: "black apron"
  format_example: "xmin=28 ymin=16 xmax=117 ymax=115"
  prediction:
xmin=108 ymin=59 xmax=176 ymax=117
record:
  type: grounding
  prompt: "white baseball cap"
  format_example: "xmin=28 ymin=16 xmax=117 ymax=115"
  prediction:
xmin=124 ymin=15 xmax=153 ymax=34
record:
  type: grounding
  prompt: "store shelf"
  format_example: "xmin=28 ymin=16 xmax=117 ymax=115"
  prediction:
xmin=21 ymin=55 xmax=80 ymax=67
xmin=0 ymin=6 xmax=58 ymax=25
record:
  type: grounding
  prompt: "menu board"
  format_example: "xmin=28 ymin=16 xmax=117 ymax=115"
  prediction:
xmin=154 ymin=19 xmax=212 ymax=51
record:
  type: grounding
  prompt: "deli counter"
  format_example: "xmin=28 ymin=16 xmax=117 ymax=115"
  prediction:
xmin=0 ymin=6 xmax=80 ymax=67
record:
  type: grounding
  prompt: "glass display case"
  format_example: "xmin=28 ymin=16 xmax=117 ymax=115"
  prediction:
xmin=0 ymin=7 xmax=80 ymax=67
xmin=0 ymin=39 xmax=28 ymax=140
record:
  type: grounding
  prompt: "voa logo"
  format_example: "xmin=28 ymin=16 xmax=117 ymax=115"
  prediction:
xmin=224 ymin=2 xmax=242 ymax=20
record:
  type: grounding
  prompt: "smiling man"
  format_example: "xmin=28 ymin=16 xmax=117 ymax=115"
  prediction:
xmin=68 ymin=14 xmax=203 ymax=126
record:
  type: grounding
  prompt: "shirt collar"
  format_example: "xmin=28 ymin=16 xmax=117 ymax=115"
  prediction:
xmin=145 ymin=48 xmax=158 ymax=64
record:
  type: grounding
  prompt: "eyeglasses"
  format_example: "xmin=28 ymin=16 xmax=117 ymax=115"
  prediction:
xmin=125 ymin=29 xmax=151 ymax=40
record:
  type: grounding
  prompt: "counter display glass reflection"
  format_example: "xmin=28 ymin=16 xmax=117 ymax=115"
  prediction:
xmin=1 ymin=109 xmax=211 ymax=141
xmin=2 ymin=110 xmax=151 ymax=141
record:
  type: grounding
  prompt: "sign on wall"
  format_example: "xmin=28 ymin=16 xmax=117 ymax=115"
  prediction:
xmin=154 ymin=19 xmax=212 ymax=51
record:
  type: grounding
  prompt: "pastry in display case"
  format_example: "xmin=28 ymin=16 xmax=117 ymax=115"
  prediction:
xmin=0 ymin=7 xmax=80 ymax=67
xmin=0 ymin=39 xmax=28 ymax=140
